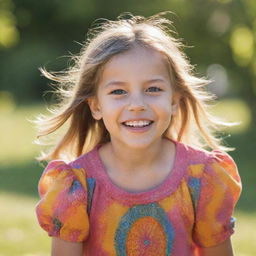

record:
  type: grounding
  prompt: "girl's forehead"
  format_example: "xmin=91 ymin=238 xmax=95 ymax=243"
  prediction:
xmin=107 ymin=45 xmax=167 ymax=66
xmin=99 ymin=46 xmax=170 ymax=83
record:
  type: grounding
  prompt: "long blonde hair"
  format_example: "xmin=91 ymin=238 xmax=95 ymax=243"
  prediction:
xmin=34 ymin=12 xmax=233 ymax=161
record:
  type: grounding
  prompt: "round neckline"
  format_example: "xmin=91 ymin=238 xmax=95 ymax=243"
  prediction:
xmin=90 ymin=139 xmax=187 ymax=205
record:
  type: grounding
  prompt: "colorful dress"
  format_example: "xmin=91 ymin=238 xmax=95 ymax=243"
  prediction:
xmin=35 ymin=140 xmax=242 ymax=255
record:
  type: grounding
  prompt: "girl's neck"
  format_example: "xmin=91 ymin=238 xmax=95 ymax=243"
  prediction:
xmin=99 ymin=138 xmax=175 ymax=173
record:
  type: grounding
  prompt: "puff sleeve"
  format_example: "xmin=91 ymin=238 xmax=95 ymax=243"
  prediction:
xmin=35 ymin=160 xmax=89 ymax=242
xmin=193 ymin=151 xmax=242 ymax=247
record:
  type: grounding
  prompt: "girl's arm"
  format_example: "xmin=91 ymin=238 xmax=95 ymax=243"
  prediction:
xmin=51 ymin=237 xmax=83 ymax=256
xmin=202 ymin=238 xmax=234 ymax=256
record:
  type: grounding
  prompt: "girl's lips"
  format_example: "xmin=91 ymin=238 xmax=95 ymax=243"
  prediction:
xmin=121 ymin=119 xmax=153 ymax=123
xmin=121 ymin=121 xmax=154 ymax=133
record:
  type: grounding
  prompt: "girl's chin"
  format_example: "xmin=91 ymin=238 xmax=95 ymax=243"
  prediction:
xmin=113 ymin=138 xmax=162 ymax=150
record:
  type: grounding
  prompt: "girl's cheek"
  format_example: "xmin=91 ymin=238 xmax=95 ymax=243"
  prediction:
xmin=151 ymin=97 xmax=172 ymax=108
xmin=112 ymin=98 xmax=129 ymax=107
xmin=106 ymin=100 xmax=126 ymax=112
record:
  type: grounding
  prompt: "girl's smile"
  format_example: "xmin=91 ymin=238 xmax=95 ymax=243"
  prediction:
xmin=88 ymin=45 xmax=179 ymax=150
xmin=121 ymin=119 xmax=154 ymax=133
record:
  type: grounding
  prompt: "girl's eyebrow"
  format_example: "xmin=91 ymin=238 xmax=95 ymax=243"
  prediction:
xmin=104 ymin=81 xmax=126 ymax=88
xmin=104 ymin=78 xmax=167 ymax=88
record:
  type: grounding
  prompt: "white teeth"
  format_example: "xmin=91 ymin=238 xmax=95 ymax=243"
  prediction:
xmin=124 ymin=120 xmax=152 ymax=127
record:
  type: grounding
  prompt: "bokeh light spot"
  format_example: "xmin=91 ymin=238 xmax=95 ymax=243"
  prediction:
xmin=207 ymin=10 xmax=230 ymax=35
xmin=207 ymin=64 xmax=229 ymax=97
xmin=211 ymin=98 xmax=252 ymax=134
xmin=230 ymin=26 xmax=254 ymax=66
xmin=0 ymin=10 xmax=19 ymax=48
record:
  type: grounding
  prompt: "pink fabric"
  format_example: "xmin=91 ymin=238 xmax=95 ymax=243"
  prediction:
xmin=36 ymin=140 xmax=242 ymax=255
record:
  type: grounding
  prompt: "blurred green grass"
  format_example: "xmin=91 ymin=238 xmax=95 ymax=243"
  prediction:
xmin=0 ymin=102 xmax=255 ymax=255
xmin=0 ymin=193 xmax=50 ymax=256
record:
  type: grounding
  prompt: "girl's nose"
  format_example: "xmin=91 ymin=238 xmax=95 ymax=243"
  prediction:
xmin=127 ymin=95 xmax=146 ymax=112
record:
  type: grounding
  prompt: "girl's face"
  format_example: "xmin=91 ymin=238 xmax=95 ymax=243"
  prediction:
xmin=88 ymin=45 xmax=179 ymax=150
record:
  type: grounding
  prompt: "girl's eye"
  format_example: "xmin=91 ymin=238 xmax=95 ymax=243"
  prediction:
xmin=146 ymin=87 xmax=162 ymax=92
xmin=109 ymin=87 xmax=162 ymax=95
xmin=109 ymin=89 xmax=126 ymax=95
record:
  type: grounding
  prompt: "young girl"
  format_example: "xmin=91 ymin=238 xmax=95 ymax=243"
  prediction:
xmin=35 ymin=13 xmax=241 ymax=256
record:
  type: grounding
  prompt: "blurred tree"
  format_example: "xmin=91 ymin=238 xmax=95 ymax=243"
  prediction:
xmin=0 ymin=0 xmax=19 ymax=48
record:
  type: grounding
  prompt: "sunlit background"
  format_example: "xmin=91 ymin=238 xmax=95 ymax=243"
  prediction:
xmin=0 ymin=0 xmax=255 ymax=255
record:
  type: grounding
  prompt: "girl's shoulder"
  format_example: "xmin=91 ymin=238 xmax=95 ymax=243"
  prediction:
xmin=69 ymin=145 xmax=102 ymax=177
xmin=37 ymin=145 xmax=100 ymax=198
xmin=178 ymin=143 xmax=242 ymax=247
xmin=177 ymin=140 xmax=236 ymax=166
xmin=35 ymin=149 xmax=99 ymax=243
xmin=36 ymin=159 xmax=90 ymax=243
xmin=176 ymin=140 xmax=241 ymax=184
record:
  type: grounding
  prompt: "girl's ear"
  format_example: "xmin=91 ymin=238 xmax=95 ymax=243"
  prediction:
xmin=172 ymin=103 xmax=179 ymax=115
xmin=87 ymin=97 xmax=102 ymax=120
xmin=171 ymin=93 xmax=181 ymax=116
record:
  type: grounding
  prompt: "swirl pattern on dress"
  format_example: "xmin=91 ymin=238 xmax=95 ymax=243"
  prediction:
xmin=114 ymin=202 xmax=174 ymax=256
